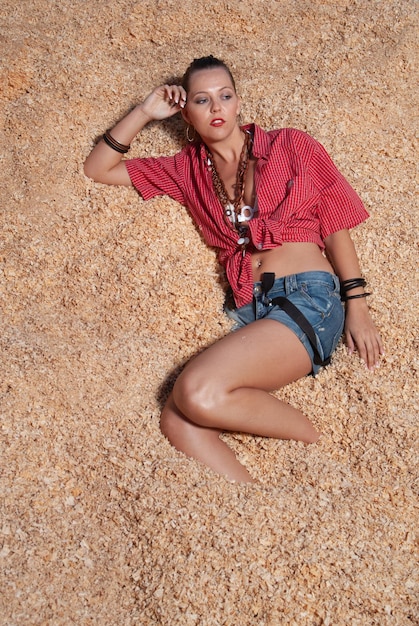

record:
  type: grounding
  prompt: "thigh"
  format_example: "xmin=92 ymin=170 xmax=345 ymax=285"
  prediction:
xmin=178 ymin=319 xmax=312 ymax=393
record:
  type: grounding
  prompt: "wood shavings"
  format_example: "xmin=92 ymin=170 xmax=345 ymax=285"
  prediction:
xmin=1 ymin=1 xmax=417 ymax=624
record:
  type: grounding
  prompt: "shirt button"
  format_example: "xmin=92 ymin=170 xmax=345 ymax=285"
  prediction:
xmin=256 ymin=243 xmax=263 ymax=250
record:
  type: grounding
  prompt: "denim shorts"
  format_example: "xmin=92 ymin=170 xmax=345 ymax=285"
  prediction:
xmin=224 ymin=271 xmax=345 ymax=375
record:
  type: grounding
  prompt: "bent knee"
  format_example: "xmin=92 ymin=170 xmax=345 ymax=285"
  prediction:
xmin=159 ymin=409 xmax=174 ymax=439
xmin=172 ymin=371 xmax=225 ymax=427
xmin=160 ymin=400 xmax=191 ymax=448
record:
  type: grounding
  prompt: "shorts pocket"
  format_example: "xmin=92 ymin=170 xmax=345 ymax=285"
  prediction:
xmin=224 ymin=302 xmax=254 ymax=330
xmin=314 ymin=296 xmax=345 ymax=359
xmin=299 ymin=280 xmax=340 ymax=318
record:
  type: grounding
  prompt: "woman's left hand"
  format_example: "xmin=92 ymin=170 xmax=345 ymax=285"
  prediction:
xmin=344 ymin=301 xmax=384 ymax=370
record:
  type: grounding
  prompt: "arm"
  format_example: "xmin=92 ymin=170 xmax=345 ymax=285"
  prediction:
xmin=324 ymin=229 xmax=384 ymax=370
xmin=83 ymin=84 xmax=187 ymax=186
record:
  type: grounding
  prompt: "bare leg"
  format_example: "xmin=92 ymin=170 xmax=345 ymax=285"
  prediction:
xmin=160 ymin=319 xmax=319 ymax=482
xmin=161 ymin=394 xmax=255 ymax=483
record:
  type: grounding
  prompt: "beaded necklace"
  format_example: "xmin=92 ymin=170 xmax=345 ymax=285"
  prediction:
xmin=205 ymin=131 xmax=254 ymax=254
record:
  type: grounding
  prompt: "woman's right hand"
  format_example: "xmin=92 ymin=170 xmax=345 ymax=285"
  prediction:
xmin=84 ymin=84 xmax=187 ymax=186
xmin=140 ymin=84 xmax=187 ymax=121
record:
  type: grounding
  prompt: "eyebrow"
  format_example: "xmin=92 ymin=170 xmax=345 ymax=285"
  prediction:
xmin=191 ymin=86 xmax=234 ymax=96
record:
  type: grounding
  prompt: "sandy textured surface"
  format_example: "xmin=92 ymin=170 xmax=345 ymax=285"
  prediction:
xmin=1 ymin=1 xmax=418 ymax=624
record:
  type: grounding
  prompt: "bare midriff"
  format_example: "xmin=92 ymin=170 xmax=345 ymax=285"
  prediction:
xmin=250 ymin=242 xmax=334 ymax=283
xmin=230 ymin=157 xmax=334 ymax=284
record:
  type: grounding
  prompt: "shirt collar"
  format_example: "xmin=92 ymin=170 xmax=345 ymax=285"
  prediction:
xmin=199 ymin=123 xmax=271 ymax=161
xmin=243 ymin=123 xmax=271 ymax=159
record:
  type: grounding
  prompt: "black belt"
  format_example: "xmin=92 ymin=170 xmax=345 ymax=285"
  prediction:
xmin=260 ymin=272 xmax=331 ymax=368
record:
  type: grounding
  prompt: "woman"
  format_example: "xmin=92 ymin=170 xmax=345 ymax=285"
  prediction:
xmin=84 ymin=56 xmax=383 ymax=483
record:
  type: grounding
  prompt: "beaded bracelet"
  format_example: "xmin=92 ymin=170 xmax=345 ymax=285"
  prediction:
xmin=103 ymin=130 xmax=130 ymax=154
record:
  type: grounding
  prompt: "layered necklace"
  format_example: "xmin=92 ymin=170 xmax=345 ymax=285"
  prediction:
xmin=205 ymin=130 xmax=255 ymax=255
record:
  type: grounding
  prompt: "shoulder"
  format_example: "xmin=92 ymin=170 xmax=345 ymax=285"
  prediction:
xmin=273 ymin=127 xmax=319 ymax=151
xmin=251 ymin=124 xmax=318 ymax=158
xmin=129 ymin=142 xmax=203 ymax=173
xmin=171 ymin=141 xmax=206 ymax=167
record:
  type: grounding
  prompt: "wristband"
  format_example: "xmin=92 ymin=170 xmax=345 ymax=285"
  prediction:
xmin=340 ymin=277 xmax=367 ymax=298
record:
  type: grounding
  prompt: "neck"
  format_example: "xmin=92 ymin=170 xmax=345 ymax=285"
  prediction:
xmin=205 ymin=125 xmax=245 ymax=163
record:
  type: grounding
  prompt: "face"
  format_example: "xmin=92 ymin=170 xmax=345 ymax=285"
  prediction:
xmin=182 ymin=67 xmax=241 ymax=142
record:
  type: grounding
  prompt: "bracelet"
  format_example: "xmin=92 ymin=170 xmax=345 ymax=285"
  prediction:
xmin=103 ymin=130 xmax=130 ymax=154
xmin=342 ymin=292 xmax=371 ymax=301
xmin=340 ymin=277 xmax=367 ymax=298
xmin=340 ymin=277 xmax=366 ymax=292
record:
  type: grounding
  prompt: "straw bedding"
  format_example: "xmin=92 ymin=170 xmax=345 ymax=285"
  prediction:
xmin=1 ymin=1 xmax=417 ymax=624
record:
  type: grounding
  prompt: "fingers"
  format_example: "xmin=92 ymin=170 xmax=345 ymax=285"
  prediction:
xmin=344 ymin=306 xmax=384 ymax=371
xmin=346 ymin=328 xmax=384 ymax=371
xmin=360 ymin=335 xmax=380 ymax=371
xmin=367 ymin=329 xmax=385 ymax=370
xmin=345 ymin=329 xmax=355 ymax=356
xmin=141 ymin=84 xmax=187 ymax=121
xmin=163 ymin=84 xmax=187 ymax=109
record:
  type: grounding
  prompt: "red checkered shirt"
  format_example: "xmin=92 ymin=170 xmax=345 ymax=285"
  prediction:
xmin=125 ymin=124 xmax=369 ymax=307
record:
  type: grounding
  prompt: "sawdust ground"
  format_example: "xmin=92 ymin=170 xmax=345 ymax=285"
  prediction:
xmin=1 ymin=1 xmax=418 ymax=624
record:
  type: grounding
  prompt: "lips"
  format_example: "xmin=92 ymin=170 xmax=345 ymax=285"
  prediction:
xmin=210 ymin=118 xmax=225 ymax=127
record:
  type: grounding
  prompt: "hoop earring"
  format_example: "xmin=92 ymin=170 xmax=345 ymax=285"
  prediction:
xmin=186 ymin=125 xmax=196 ymax=143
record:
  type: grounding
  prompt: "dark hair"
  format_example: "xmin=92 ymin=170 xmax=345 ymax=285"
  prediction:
xmin=181 ymin=55 xmax=236 ymax=93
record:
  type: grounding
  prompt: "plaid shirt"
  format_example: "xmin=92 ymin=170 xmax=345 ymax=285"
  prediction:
xmin=126 ymin=124 xmax=369 ymax=307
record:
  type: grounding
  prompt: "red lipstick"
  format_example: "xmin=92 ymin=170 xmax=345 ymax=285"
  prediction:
xmin=210 ymin=118 xmax=225 ymax=127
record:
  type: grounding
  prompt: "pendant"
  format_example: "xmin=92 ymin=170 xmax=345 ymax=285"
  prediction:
xmin=237 ymin=205 xmax=256 ymax=223
xmin=225 ymin=203 xmax=236 ymax=224
xmin=225 ymin=204 xmax=256 ymax=225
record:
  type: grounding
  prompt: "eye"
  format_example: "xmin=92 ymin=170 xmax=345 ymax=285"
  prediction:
xmin=221 ymin=93 xmax=232 ymax=100
xmin=194 ymin=97 xmax=208 ymax=104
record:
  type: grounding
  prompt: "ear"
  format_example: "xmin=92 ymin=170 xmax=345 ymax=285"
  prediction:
xmin=181 ymin=108 xmax=191 ymax=124
xmin=236 ymin=96 xmax=241 ymax=117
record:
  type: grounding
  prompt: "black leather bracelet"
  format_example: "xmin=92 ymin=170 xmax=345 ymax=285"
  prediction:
xmin=103 ymin=130 xmax=130 ymax=154
xmin=342 ymin=292 xmax=371 ymax=301
xmin=340 ymin=277 xmax=367 ymax=298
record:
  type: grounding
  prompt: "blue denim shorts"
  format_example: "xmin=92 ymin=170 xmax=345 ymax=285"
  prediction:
xmin=224 ymin=271 xmax=345 ymax=375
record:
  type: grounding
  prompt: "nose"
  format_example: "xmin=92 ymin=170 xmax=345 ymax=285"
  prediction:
xmin=210 ymin=98 xmax=221 ymax=112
